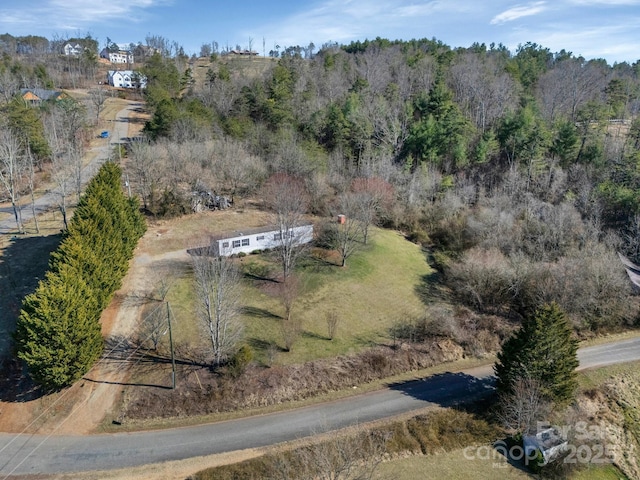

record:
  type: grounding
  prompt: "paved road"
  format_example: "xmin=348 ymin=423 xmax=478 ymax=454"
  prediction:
xmin=0 ymin=337 xmax=638 ymax=476
xmin=0 ymin=102 xmax=139 ymax=235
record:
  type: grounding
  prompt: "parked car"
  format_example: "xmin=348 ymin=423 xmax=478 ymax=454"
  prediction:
xmin=100 ymin=131 xmax=109 ymax=138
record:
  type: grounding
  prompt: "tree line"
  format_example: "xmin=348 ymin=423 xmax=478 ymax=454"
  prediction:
xmin=13 ymin=163 xmax=145 ymax=391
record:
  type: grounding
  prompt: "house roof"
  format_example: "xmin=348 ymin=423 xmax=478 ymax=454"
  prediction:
xmin=20 ymin=88 xmax=66 ymax=101
xmin=203 ymin=223 xmax=313 ymax=242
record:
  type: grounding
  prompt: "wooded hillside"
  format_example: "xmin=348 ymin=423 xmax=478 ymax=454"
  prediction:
xmin=2 ymin=34 xmax=639 ymax=383
xmin=131 ymin=38 xmax=640 ymax=333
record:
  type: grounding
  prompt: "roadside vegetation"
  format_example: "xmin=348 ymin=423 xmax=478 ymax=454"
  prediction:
xmin=191 ymin=361 xmax=639 ymax=480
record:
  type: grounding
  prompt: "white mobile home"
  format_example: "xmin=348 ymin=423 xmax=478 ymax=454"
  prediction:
xmin=192 ymin=224 xmax=314 ymax=257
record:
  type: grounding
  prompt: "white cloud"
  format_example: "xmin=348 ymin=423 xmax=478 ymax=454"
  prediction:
xmin=491 ymin=1 xmax=547 ymax=24
xmin=247 ymin=0 xmax=481 ymax=48
xmin=567 ymin=0 xmax=640 ymax=4
xmin=0 ymin=0 xmax=173 ymax=34
xmin=47 ymin=0 xmax=173 ymax=22
xmin=548 ymin=26 xmax=640 ymax=59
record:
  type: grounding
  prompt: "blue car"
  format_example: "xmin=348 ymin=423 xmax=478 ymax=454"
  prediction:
xmin=100 ymin=131 xmax=109 ymax=138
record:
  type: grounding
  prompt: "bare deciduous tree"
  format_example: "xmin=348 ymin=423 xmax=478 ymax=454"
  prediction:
xmin=191 ymin=251 xmax=243 ymax=366
xmin=217 ymin=139 xmax=266 ymax=197
xmin=127 ymin=141 xmax=159 ymax=210
xmin=0 ymin=68 xmax=20 ymax=104
xmin=350 ymin=177 xmax=394 ymax=245
xmin=0 ymin=125 xmax=25 ymax=233
xmin=25 ymin=148 xmax=39 ymax=233
xmin=449 ymin=53 xmax=517 ymax=132
xmin=52 ymin=99 xmax=87 ymax=201
xmin=498 ymin=376 xmax=551 ymax=435
xmin=262 ymin=173 xmax=310 ymax=280
xmin=276 ymin=274 xmax=302 ymax=352
xmin=332 ymin=193 xmax=365 ymax=267
xmin=141 ymin=302 xmax=168 ymax=351
xmin=88 ymin=87 xmax=109 ymax=124
xmin=43 ymin=113 xmax=74 ymax=229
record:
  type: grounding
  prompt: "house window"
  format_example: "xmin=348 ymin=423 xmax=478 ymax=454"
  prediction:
xmin=222 ymin=242 xmax=229 ymax=248
xmin=242 ymin=238 xmax=250 ymax=246
xmin=232 ymin=240 xmax=241 ymax=248
xmin=274 ymin=233 xmax=282 ymax=241
xmin=256 ymin=235 xmax=265 ymax=241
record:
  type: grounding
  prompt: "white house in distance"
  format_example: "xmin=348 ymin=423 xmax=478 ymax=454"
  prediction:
xmin=189 ymin=224 xmax=314 ymax=257
xmin=100 ymin=48 xmax=134 ymax=64
xmin=107 ymin=70 xmax=147 ymax=89
xmin=63 ymin=42 xmax=83 ymax=56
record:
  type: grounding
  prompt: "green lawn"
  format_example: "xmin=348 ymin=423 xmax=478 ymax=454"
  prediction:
xmin=373 ymin=452 xmax=628 ymax=480
xmin=167 ymin=227 xmax=433 ymax=365
xmin=374 ymin=450 xmax=533 ymax=480
xmin=578 ymin=360 xmax=640 ymax=390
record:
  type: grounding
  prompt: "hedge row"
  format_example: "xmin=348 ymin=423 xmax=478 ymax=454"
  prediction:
xmin=14 ymin=162 xmax=146 ymax=391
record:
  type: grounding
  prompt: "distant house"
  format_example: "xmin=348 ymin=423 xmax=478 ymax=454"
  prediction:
xmin=107 ymin=70 xmax=147 ymax=89
xmin=228 ymin=49 xmax=258 ymax=56
xmin=63 ymin=42 xmax=83 ymax=56
xmin=20 ymin=88 xmax=68 ymax=105
xmin=100 ymin=48 xmax=134 ymax=64
xmin=188 ymin=224 xmax=314 ymax=257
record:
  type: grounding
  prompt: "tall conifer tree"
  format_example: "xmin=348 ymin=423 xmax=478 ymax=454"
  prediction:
xmin=494 ymin=302 xmax=579 ymax=405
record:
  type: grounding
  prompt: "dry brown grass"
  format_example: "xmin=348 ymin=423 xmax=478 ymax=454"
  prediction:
xmin=190 ymin=55 xmax=275 ymax=89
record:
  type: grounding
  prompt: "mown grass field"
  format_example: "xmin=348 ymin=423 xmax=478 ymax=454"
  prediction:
xmin=163 ymin=222 xmax=432 ymax=365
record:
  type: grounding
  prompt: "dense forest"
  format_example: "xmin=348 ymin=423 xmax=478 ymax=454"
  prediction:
xmin=2 ymin=32 xmax=640 ymax=337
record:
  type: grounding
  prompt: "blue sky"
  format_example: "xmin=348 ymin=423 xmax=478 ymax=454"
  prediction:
xmin=1 ymin=1 xmax=639 ymax=63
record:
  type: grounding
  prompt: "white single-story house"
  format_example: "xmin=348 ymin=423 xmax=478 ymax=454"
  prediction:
xmin=107 ymin=70 xmax=147 ymax=89
xmin=100 ymin=48 xmax=134 ymax=64
xmin=189 ymin=224 xmax=314 ymax=257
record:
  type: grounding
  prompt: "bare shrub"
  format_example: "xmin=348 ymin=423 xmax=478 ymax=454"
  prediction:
xmin=124 ymin=342 xmax=466 ymax=420
xmin=288 ymin=430 xmax=388 ymax=480
xmin=326 ymin=310 xmax=339 ymax=340
xmin=550 ymin=243 xmax=634 ymax=330
xmin=497 ymin=376 xmax=551 ymax=435
xmin=446 ymin=247 xmax=516 ymax=313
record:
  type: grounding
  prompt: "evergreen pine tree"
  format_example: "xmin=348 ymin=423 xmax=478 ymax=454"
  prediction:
xmin=14 ymin=266 xmax=103 ymax=391
xmin=494 ymin=302 xmax=579 ymax=405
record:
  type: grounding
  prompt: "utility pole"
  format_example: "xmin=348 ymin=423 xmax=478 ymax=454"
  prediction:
xmin=167 ymin=302 xmax=176 ymax=389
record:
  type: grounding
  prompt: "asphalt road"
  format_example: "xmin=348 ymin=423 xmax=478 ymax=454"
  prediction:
xmin=0 ymin=102 xmax=138 ymax=235
xmin=0 ymin=337 xmax=638 ymax=476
